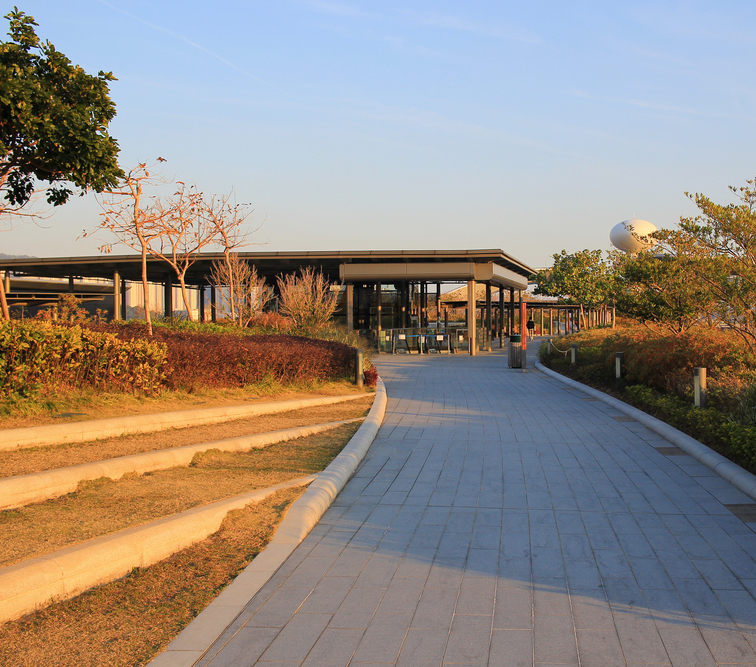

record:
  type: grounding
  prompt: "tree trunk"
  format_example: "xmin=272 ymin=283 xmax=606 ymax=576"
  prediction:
xmin=0 ymin=275 xmax=9 ymax=321
xmin=178 ymin=273 xmax=194 ymax=322
xmin=141 ymin=246 xmax=152 ymax=336
xmin=223 ymin=250 xmax=236 ymax=325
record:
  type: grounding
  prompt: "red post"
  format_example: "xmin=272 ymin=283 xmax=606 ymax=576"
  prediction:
xmin=521 ymin=300 xmax=527 ymax=351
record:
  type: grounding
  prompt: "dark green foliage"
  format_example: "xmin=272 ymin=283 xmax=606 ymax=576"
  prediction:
xmin=531 ymin=249 xmax=614 ymax=308
xmin=612 ymin=250 xmax=715 ymax=335
xmin=0 ymin=8 xmax=122 ymax=209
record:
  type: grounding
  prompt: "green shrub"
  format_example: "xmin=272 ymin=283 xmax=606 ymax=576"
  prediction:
xmin=0 ymin=321 xmax=167 ymax=397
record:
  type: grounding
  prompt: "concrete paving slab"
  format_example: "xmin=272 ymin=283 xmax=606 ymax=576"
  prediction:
xmin=184 ymin=349 xmax=756 ymax=666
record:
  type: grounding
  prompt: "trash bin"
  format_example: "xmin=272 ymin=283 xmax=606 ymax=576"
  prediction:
xmin=508 ymin=334 xmax=522 ymax=368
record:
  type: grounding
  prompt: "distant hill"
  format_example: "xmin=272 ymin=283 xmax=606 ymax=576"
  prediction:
xmin=0 ymin=254 xmax=33 ymax=259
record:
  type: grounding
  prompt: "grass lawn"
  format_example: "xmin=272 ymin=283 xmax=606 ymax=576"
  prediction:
xmin=0 ymin=486 xmax=304 ymax=667
xmin=0 ymin=396 xmax=373 ymax=477
xmin=0 ymin=379 xmax=368 ymax=429
xmin=0 ymin=421 xmax=364 ymax=566
xmin=0 ymin=388 xmax=375 ymax=665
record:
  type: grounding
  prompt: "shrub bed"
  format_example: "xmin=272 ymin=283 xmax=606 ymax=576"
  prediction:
xmin=83 ymin=322 xmax=357 ymax=391
xmin=0 ymin=320 xmax=365 ymax=399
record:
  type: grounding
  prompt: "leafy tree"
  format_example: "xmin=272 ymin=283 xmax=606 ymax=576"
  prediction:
xmin=0 ymin=8 xmax=122 ymax=319
xmin=0 ymin=8 xmax=122 ymax=210
xmin=611 ymin=248 xmax=717 ymax=335
xmin=531 ymin=249 xmax=615 ymax=328
xmin=653 ymin=175 xmax=756 ymax=349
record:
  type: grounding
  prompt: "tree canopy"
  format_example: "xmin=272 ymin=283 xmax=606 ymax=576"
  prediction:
xmin=611 ymin=248 xmax=715 ymax=335
xmin=532 ymin=249 xmax=615 ymax=308
xmin=0 ymin=8 xmax=122 ymax=214
xmin=651 ymin=176 xmax=756 ymax=346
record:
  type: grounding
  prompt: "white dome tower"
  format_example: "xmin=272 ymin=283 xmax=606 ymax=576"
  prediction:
xmin=610 ymin=217 xmax=658 ymax=253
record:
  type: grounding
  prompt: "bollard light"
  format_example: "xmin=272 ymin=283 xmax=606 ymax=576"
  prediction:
xmin=615 ymin=351 xmax=624 ymax=379
xmin=355 ymin=348 xmax=364 ymax=388
xmin=694 ymin=367 xmax=707 ymax=408
xmin=571 ymin=343 xmax=577 ymax=365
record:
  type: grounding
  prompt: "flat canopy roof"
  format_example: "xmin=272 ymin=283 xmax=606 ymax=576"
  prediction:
xmin=0 ymin=249 xmax=536 ymax=289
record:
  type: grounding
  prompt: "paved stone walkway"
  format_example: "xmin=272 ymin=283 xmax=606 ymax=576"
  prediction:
xmin=196 ymin=347 xmax=756 ymax=666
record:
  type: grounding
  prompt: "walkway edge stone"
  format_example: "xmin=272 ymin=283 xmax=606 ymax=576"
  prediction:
xmin=0 ymin=418 xmax=364 ymax=511
xmin=0 ymin=475 xmax=317 ymax=626
xmin=148 ymin=377 xmax=388 ymax=667
xmin=535 ymin=360 xmax=756 ymax=501
xmin=0 ymin=393 xmax=370 ymax=452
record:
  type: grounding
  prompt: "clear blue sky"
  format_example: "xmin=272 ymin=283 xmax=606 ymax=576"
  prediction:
xmin=5 ymin=1 xmax=756 ymax=268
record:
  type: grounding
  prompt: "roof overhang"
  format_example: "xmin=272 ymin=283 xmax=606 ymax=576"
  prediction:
xmin=339 ymin=261 xmax=529 ymax=290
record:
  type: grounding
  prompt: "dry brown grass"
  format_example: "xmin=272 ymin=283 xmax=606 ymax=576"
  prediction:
xmin=0 ymin=380 xmax=368 ymax=429
xmin=0 ymin=423 xmax=360 ymax=566
xmin=0 ymin=486 xmax=305 ymax=667
xmin=0 ymin=396 xmax=374 ymax=477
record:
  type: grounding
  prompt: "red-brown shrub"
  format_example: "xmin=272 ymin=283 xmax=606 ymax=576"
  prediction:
xmin=86 ymin=322 xmax=355 ymax=390
xmin=364 ymin=365 xmax=378 ymax=388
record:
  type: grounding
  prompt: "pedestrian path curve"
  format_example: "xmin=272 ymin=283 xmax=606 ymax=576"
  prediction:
xmin=190 ymin=348 xmax=756 ymax=667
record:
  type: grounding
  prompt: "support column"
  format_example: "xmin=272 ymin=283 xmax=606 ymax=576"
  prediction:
xmin=199 ymin=283 xmax=205 ymax=323
xmin=346 ymin=284 xmax=354 ymax=330
xmin=210 ymin=285 xmax=217 ymax=323
xmin=498 ymin=286 xmax=504 ymax=347
xmin=68 ymin=276 xmax=74 ymax=293
xmin=467 ymin=280 xmax=476 ymax=356
xmin=113 ymin=271 xmax=122 ymax=321
xmin=121 ymin=279 xmax=127 ymax=320
xmin=164 ymin=275 xmax=173 ymax=318
xmin=509 ymin=287 xmax=515 ymax=336
xmin=376 ymin=282 xmax=382 ymax=342
xmin=402 ymin=283 xmax=409 ymax=328
xmin=436 ymin=282 xmax=441 ymax=329
xmin=420 ymin=282 xmax=427 ymax=327
xmin=4 ymin=271 xmax=10 ymax=293
xmin=485 ymin=283 xmax=492 ymax=352
xmin=520 ymin=298 xmax=527 ymax=351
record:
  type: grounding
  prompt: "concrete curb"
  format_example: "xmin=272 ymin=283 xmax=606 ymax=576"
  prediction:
xmin=149 ymin=377 xmax=388 ymax=667
xmin=0 ymin=475 xmax=317 ymax=626
xmin=535 ymin=360 xmax=756 ymax=501
xmin=0 ymin=419 xmax=364 ymax=511
xmin=0 ymin=393 xmax=370 ymax=452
